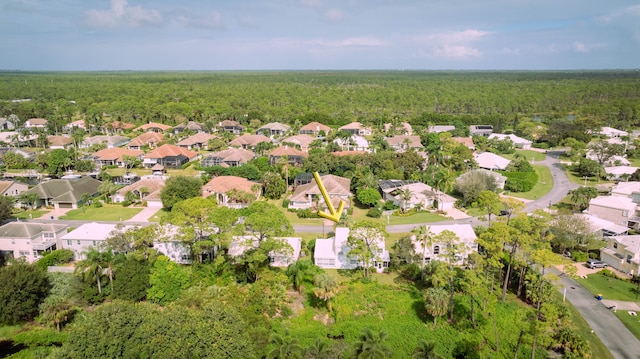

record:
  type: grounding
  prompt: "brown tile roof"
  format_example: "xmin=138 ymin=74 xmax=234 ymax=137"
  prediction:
xmin=128 ymin=132 xmax=164 ymax=147
xmin=202 ymin=176 xmax=259 ymax=195
xmin=94 ymin=148 xmax=144 ymax=161
xmin=339 ymin=121 xmax=370 ymax=131
xmin=282 ymin=134 xmax=315 ymax=149
xmin=0 ymin=181 xmax=14 ymax=194
xmin=27 ymin=118 xmax=48 ymax=126
xmin=220 ymin=120 xmax=244 ymax=127
xmin=385 ymin=135 xmax=423 ymax=148
xmin=47 ymin=136 xmax=73 ymax=146
xmin=452 ymin=137 xmax=475 ymax=148
xmin=299 ymin=121 xmax=331 ymax=133
xmin=177 ymin=133 xmax=217 ymax=146
xmin=290 ymin=175 xmax=351 ymax=202
xmin=109 ymin=121 xmax=136 ymax=130
xmin=135 ymin=122 xmax=172 ymax=132
xmin=229 ymin=134 xmax=271 ymax=147
xmin=208 ymin=148 xmax=255 ymax=163
xmin=269 ymin=146 xmax=309 ymax=158
xmin=145 ymin=144 xmax=198 ymax=160
xmin=115 ymin=178 xmax=165 ymax=197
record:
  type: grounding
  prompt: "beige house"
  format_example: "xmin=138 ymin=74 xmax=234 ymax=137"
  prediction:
xmin=282 ymin=134 xmax=315 ymax=152
xmin=586 ymin=196 xmax=638 ymax=227
xmin=299 ymin=121 xmax=330 ymax=137
xmin=134 ymin=122 xmax=172 ymax=133
xmin=379 ymin=180 xmax=455 ymax=211
xmin=111 ymin=178 xmax=166 ymax=207
xmin=229 ymin=235 xmax=301 ymax=267
xmin=219 ymin=120 xmax=245 ymax=134
xmin=256 ymin=122 xmax=291 ymax=137
xmin=229 ymin=134 xmax=271 ymax=150
xmin=127 ymin=132 xmax=164 ymax=150
xmin=0 ymin=180 xmax=28 ymax=198
xmin=385 ymin=136 xmax=423 ymax=152
xmin=601 ymin=235 xmax=640 ymax=276
xmin=201 ymin=148 xmax=255 ymax=167
xmin=202 ymin=176 xmax=261 ymax=208
xmin=339 ymin=122 xmax=372 ymax=136
xmin=93 ymin=148 xmax=144 ymax=168
xmin=288 ymin=174 xmax=351 ymax=210
xmin=0 ymin=222 xmax=68 ymax=263
xmin=269 ymin=146 xmax=308 ymax=166
xmin=176 ymin=133 xmax=217 ymax=150
xmin=411 ymin=224 xmax=478 ymax=265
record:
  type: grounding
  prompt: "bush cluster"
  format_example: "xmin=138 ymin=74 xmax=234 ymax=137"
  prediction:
xmin=502 ymin=171 xmax=538 ymax=192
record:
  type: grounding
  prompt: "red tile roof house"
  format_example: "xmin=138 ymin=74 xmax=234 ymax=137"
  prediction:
xmin=126 ymin=131 xmax=165 ymax=150
xmin=176 ymin=133 xmax=217 ymax=151
xmin=93 ymin=148 xmax=144 ymax=168
xmin=268 ymin=146 xmax=309 ymax=165
xmin=338 ymin=121 xmax=372 ymax=136
xmin=229 ymin=134 xmax=271 ymax=150
xmin=143 ymin=144 xmax=198 ymax=169
xmin=134 ymin=122 xmax=172 ymax=133
xmin=299 ymin=121 xmax=331 ymax=137
xmin=112 ymin=178 xmax=166 ymax=207
xmin=202 ymin=176 xmax=261 ymax=208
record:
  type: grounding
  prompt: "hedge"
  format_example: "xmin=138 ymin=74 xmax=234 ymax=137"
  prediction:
xmin=502 ymin=171 xmax=538 ymax=192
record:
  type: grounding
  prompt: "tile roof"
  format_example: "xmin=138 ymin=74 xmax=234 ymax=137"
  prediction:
xmin=145 ymin=144 xmax=198 ymax=160
xmin=258 ymin=122 xmax=291 ymax=132
xmin=282 ymin=134 xmax=315 ymax=149
xmin=115 ymin=178 xmax=166 ymax=198
xmin=331 ymin=150 xmax=367 ymax=157
xmin=589 ymin=195 xmax=637 ymax=211
xmin=451 ymin=137 xmax=475 ymax=148
xmin=173 ymin=121 xmax=204 ymax=131
xmin=0 ymin=180 xmax=15 ymax=193
xmin=339 ymin=121 xmax=369 ymax=130
xmin=47 ymin=136 xmax=73 ymax=146
xmin=128 ymin=131 xmax=164 ymax=147
xmin=176 ymin=133 xmax=217 ymax=146
xmin=205 ymin=148 xmax=255 ymax=164
xmin=135 ymin=122 xmax=172 ymax=131
xmin=385 ymin=135 xmax=423 ymax=148
xmin=0 ymin=222 xmax=67 ymax=238
xmin=94 ymin=148 xmax=144 ymax=161
xmin=474 ymin=152 xmax=511 ymax=170
xmin=220 ymin=120 xmax=244 ymax=127
xmin=290 ymin=175 xmax=351 ymax=202
xmin=26 ymin=118 xmax=48 ymax=125
xmin=229 ymin=134 xmax=271 ymax=147
xmin=108 ymin=121 xmax=136 ymax=130
xmin=299 ymin=121 xmax=331 ymax=133
xmin=83 ymin=135 xmax=129 ymax=147
xmin=26 ymin=177 xmax=102 ymax=203
xmin=269 ymin=146 xmax=309 ymax=158
xmin=203 ymin=176 xmax=260 ymax=195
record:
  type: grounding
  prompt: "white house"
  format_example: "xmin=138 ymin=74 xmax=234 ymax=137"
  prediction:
xmin=411 ymin=224 xmax=478 ymax=265
xmin=0 ymin=222 xmax=68 ymax=263
xmin=288 ymin=174 xmax=351 ymax=210
xmin=604 ymin=166 xmax=638 ymax=181
xmin=586 ymin=196 xmax=638 ymax=227
xmin=600 ymin=127 xmax=629 ymax=138
xmin=611 ymin=182 xmax=640 ymax=200
xmin=474 ymin=152 xmax=511 ymax=171
xmin=229 ymin=235 xmax=301 ymax=267
xmin=488 ymin=134 xmax=532 ymax=149
xmin=428 ymin=125 xmax=455 ymax=133
xmin=379 ymin=180 xmax=455 ymax=211
xmin=600 ymin=235 xmax=640 ymax=276
xmin=333 ymin=135 xmax=369 ymax=152
xmin=577 ymin=214 xmax=629 ymax=237
xmin=314 ymin=227 xmax=390 ymax=272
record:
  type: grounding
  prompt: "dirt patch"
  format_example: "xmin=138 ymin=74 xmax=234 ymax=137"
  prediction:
xmin=287 ymin=290 xmax=305 ymax=316
xmin=313 ymin=313 xmax=335 ymax=325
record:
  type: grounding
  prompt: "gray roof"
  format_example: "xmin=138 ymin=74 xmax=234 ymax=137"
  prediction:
xmin=0 ymin=222 xmax=67 ymax=238
xmin=27 ymin=176 xmax=102 ymax=203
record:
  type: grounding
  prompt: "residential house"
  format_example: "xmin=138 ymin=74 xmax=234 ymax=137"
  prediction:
xmin=611 ymin=182 xmax=640 ymax=200
xmin=385 ymin=122 xmax=413 ymax=135
xmin=600 ymin=127 xmax=629 ymax=138
xmin=0 ymin=180 xmax=28 ymax=198
xmin=586 ymin=151 xmax=630 ymax=166
xmin=25 ymin=176 xmax=102 ymax=209
xmin=474 ymin=152 xmax=511 ymax=171
xmin=172 ymin=121 xmax=204 ymax=134
xmin=282 ymin=134 xmax=315 ymax=152
xmin=0 ymin=131 xmax=37 ymax=147
xmin=219 ymin=120 xmax=245 ymax=135
xmin=333 ymin=135 xmax=369 ymax=152
xmin=0 ymin=222 xmax=68 ymax=264
xmin=469 ymin=125 xmax=493 ymax=136
xmin=385 ymin=135 xmax=424 ymax=152
xmin=153 ymin=226 xmax=192 ymax=264
xmin=338 ymin=122 xmax=372 ymax=136
xmin=229 ymin=235 xmax=302 ymax=267
xmin=299 ymin=122 xmax=331 ymax=137
xmin=127 ymin=131 xmax=164 ymax=150
xmin=256 ymin=122 xmax=291 ymax=137
xmin=135 ymin=122 xmax=172 ymax=133
xmin=600 ymin=235 xmax=640 ymax=276
xmin=93 ymin=148 xmax=144 ymax=168
xmin=59 ymin=222 xmax=126 ymax=260
xmin=0 ymin=117 xmax=16 ymax=130
xmin=604 ymin=166 xmax=638 ymax=181
xmin=379 ymin=179 xmax=455 ymax=211
xmin=24 ymin=118 xmax=48 ymax=129
xmin=111 ymin=178 xmax=165 ymax=207
xmin=428 ymin=125 xmax=455 ymax=133
xmin=268 ymin=146 xmax=308 ymax=166
xmin=63 ymin=119 xmax=86 ymax=132
xmin=229 ymin=134 xmax=271 ymax=150
xmin=314 ymin=227 xmax=390 ymax=272
xmin=202 ymin=176 xmax=261 ymax=208
xmin=107 ymin=121 xmax=136 ymax=133
xmin=81 ymin=135 xmax=130 ymax=149
xmin=288 ymin=174 xmax=351 ymax=210
xmin=488 ymin=133 xmax=532 ymax=149
xmin=47 ymin=136 xmax=74 ymax=149
xmin=0 ymin=147 xmax=35 ymax=167
xmin=176 ymin=133 xmax=217 ymax=150
xmin=457 ymin=169 xmax=507 ymax=189
xmin=411 ymin=224 xmax=478 ymax=265
xmin=577 ymin=214 xmax=629 ymax=237
xmin=586 ymin=196 xmax=638 ymax=227
xmin=451 ymin=137 xmax=475 ymax=151
xmin=201 ymin=148 xmax=255 ymax=167
xmin=143 ymin=144 xmax=198 ymax=168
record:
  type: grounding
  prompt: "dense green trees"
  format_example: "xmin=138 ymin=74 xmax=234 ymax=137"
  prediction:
xmin=159 ymin=175 xmax=202 ymax=210
xmin=0 ymin=262 xmax=50 ymax=325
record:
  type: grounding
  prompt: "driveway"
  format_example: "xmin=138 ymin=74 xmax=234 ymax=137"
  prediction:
xmin=127 ymin=207 xmax=161 ymax=222
xmin=38 ymin=208 xmax=73 ymax=220
xmin=550 ymin=267 xmax=640 ymax=359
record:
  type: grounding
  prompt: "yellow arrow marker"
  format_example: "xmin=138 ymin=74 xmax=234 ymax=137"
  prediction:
xmin=313 ymin=171 xmax=345 ymax=223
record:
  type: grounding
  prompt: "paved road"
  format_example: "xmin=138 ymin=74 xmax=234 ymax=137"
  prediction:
xmin=550 ymin=268 xmax=640 ymax=359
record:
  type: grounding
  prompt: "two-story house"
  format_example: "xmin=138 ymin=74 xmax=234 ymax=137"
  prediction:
xmin=600 ymin=235 xmax=640 ymax=276
xmin=0 ymin=222 xmax=68 ymax=263
xmin=587 ymin=196 xmax=638 ymax=227
xmin=314 ymin=227 xmax=390 ymax=272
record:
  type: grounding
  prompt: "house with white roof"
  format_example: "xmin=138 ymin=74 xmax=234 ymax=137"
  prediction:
xmin=338 ymin=122 xmax=372 ymax=136
xmin=488 ymin=133 xmax=532 ymax=149
xmin=611 ymin=182 xmax=640 ymax=200
xmin=314 ymin=227 xmax=390 ymax=272
xmin=600 ymin=235 xmax=640 ymax=276
xmin=600 ymin=127 xmax=629 ymax=138
xmin=333 ymin=135 xmax=369 ymax=152
xmin=474 ymin=152 xmax=511 ymax=171
xmin=586 ymin=196 xmax=638 ymax=227
xmin=229 ymin=235 xmax=301 ymax=267
xmin=411 ymin=224 xmax=478 ymax=265
xmin=60 ymin=222 xmax=126 ymax=260
xmin=604 ymin=166 xmax=638 ymax=181
xmin=586 ymin=151 xmax=630 ymax=167
xmin=428 ymin=125 xmax=455 ymax=133
xmin=379 ymin=180 xmax=455 ymax=211
xmin=577 ymin=214 xmax=629 ymax=237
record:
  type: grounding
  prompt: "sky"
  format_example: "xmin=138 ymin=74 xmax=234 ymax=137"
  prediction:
xmin=1 ymin=0 xmax=639 ymax=71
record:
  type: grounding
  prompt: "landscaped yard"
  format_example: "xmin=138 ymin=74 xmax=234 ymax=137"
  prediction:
xmin=575 ymin=272 xmax=640 ymax=302
xmin=502 ymin=149 xmax=547 ymax=162
xmin=12 ymin=209 xmax=47 ymax=220
xmin=59 ymin=204 xmax=143 ymax=221
xmin=563 ymin=164 xmax=614 ymax=186
xmin=615 ymin=310 xmax=640 ymax=340
xmin=506 ymin=164 xmax=554 ymax=200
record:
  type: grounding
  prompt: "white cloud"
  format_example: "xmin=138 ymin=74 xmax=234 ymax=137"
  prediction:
xmin=598 ymin=5 xmax=640 ymax=22
xmin=410 ymin=29 xmax=490 ymax=58
xmin=86 ymin=0 xmax=162 ymax=28
xmin=174 ymin=11 xmax=223 ymax=29
xmin=325 ymin=8 xmax=345 ymax=21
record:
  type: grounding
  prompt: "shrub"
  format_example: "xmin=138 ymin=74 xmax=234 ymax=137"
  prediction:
xmin=181 ymin=161 xmax=193 ymax=170
xmin=366 ymin=207 xmax=382 ymax=218
xmin=282 ymin=199 xmax=290 ymax=208
xmin=35 ymin=249 xmax=75 ymax=271
xmin=571 ymin=252 xmax=589 ymax=262
xmin=502 ymin=171 xmax=538 ymax=192
xmin=92 ymin=200 xmax=103 ymax=208
xmin=383 ymin=200 xmax=398 ymax=211
xmin=532 ymin=142 xmax=549 ymax=149
xmin=297 ymin=209 xmax=319 ymax=219
xmin=121 ymin=200 xmax=131 ymax=207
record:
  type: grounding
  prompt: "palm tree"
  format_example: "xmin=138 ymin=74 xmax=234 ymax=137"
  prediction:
xmin=304 ymin=338 xmax=329 ymax=359
xmin=353 ymin=328 xmax=392 ymax=359
xmin=411 ymin=340 xmax=442 ymax=359
xmin=138 ymin=186 xmax=149 ymax=202
xmin=75 ymin=247 xmax=106 ymax=294
xmin=424 ymin=287 xmax=448 ymax=326
xmin=286 ymin=259 xmax=313 ymax=294
xmin=398 ymin=188 xmax=413 ymax=213
xmin=412 ymin=226 xmax=434 ymax=281
xmin=267 ymin=333 xmax=304 ymax=359
xmin=80 ymin=192 xmax=93 ymax=213
xmin=313 ymin=273 xmax=339 ymax=314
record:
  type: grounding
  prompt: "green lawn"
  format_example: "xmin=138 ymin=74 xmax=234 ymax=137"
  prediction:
xmin=59 ymin=204 xmax=143 ymax=221
xmin=506 ymin=164 xmax=553 ymax=200
xmin=12 ymin=209 xmax=47 ymax=220
xmin=502 ymin=149 xmax=547 ymax=162
xmin=615 ymin=310 xmax=640 ymax=340
xmin=148 ymin=208 xmax=170 ymax=223
xmin=563 ymin=164 xmax=614 ymax=186
xmin=575 ymin=272 xmax=640 ymax=302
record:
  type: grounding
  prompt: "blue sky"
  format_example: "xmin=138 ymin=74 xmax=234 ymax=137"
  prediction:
xmin=1 ymin=0 xmax=639 ymax=71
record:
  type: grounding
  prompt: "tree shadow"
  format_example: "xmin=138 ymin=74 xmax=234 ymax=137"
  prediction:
xmin=411 ymin=298 xmax=432 ymax=324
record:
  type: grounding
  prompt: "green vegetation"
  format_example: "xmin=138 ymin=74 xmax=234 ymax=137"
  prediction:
xmin=12 ymin=209 xmax=47 ymax=220
xmin=59 ymin=205 xmax=143 ymax=221
xmin=614 ymin=311 xmax=640 ymax=341
xmin=502 ymin=149 xmax=547 ymax=162
xmin=507 ymin=165 xmax=554 ymax=200
xmin=576 ymin=272 xmax=640 ymax=302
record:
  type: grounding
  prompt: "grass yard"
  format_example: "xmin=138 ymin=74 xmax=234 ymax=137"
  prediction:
xmin=148 ymin=208 xmax=170 ymax=223
xmin=506 ymin=164 xmax=553 ymax=200
xmin=563 ymin=164 xmax=614 ymax=186
xmin=350 ymin=205 xmax=449 ymax=225
xmin=59 ymin=204 xmax=143 ymax=221
xmin=12 ymin=209 xmax=47 ymax=220
xmin=575 ymin=272 xmax=640 ymax=302
xmin=615 ymin=310 xmax=640 ymax=340
xmin=502 ymin=149 xmax=547 ymax=162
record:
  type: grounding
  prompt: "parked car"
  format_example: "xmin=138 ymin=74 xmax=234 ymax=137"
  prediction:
xmin=586 ymin=259 xmax=608 ymax=269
